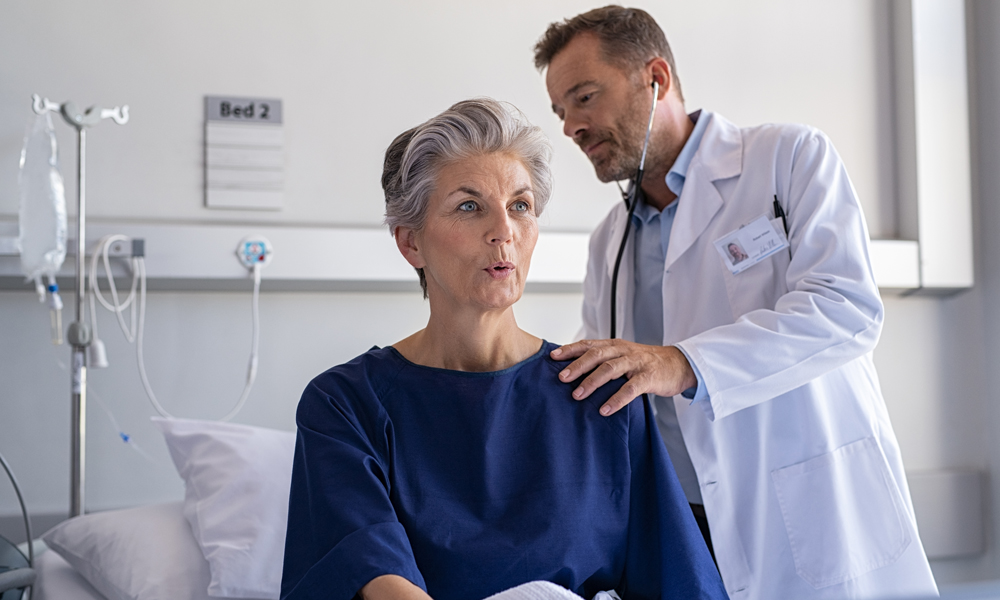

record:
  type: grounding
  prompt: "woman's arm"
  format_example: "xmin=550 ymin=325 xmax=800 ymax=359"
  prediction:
xmin=281 ymin=371 xmax=428 ymax=599
xmin=360 ymin=575 xmax=434 ymax=600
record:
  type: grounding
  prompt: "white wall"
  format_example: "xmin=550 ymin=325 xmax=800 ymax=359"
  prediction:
xmin=0 ymin=0 xmax=995 ymax=588
xmin=0 ymin=289 xmax=582 ymax=513
xmin=0 ymin=0 xmax=895 ymax=236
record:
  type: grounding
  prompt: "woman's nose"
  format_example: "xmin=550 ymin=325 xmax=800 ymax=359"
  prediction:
xmin=487 ymin=212 xmax=514 ymax=245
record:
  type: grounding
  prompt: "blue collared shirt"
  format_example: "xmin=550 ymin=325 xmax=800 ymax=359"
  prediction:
xmin=632 ymin=110 xmax=710 ymax=398
xmin=631 ymin=111 xmax=709 ymax=503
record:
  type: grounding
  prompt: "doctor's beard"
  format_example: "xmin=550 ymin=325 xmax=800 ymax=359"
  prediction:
xmin=581 ymin=90 xmax=653 ymax=183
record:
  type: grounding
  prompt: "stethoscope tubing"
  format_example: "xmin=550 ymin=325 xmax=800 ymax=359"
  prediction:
xmin=610 ymin=81 xmax=659 ymax=341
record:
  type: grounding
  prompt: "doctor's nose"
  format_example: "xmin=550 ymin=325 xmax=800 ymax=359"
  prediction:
xmin=563 ymin=112 xmax=587 ymax=141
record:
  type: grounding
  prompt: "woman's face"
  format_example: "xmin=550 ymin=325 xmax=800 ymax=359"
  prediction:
xmin=396 ymin=152 xmax=539 ymax=313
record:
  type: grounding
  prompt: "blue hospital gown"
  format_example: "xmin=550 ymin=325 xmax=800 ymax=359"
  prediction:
xmin=281 ymin=341 xmax=726 ymax=600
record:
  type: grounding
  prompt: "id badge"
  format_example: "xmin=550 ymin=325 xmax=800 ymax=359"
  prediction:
xmin=713 ymin=214 xmax=789 ymax=275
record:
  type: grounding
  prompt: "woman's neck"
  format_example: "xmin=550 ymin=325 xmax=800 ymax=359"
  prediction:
xmin=393 ymin=305 xmax=541 ymax=372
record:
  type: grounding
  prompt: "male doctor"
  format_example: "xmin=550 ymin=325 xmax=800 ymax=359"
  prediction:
xmin=534 ymin=6 xmax=938 ymax=600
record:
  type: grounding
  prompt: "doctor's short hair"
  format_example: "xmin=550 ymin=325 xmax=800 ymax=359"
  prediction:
xmin=382 ymin=97 xmax=553 ymax=298
xmin=533 ymin=5 xmax=683 ymax=102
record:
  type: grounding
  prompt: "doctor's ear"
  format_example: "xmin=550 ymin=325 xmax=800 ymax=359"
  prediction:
xmin=394 ymin=226 xmax=426 ymax=269
xmin=646 ymin=58 xmax=672 ymax=100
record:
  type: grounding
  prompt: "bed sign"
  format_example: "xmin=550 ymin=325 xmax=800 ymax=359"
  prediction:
xmin=206 ymin=96 xmax=283 ymax=124
xmin=205 ymin=95 xmax=284 ymax=211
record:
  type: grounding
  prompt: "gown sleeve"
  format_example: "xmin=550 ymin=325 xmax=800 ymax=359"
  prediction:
xmin=620 ymin=397 xmax=729 ymax=600
xmin=280 ymin=367 xmax=426 ymax=600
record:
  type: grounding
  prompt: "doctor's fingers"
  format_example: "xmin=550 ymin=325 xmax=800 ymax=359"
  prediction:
xmin=601 ymin=377 xmax=652 ymax=416
xmin=570 ymin=355 xmax=641 ymax=406
xmin=556 ymin=340 xmax=629 ymax=385
xmin=550 ymin=338 xmax=610 ymax=361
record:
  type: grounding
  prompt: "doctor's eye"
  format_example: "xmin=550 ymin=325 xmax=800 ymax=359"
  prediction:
xmin=458 ymin=200 xmax=479 ymax=212
xmin=579 ymin=93 xmax=593 ymax=104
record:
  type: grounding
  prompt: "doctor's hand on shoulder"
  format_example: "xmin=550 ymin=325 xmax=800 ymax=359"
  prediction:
xmin=551 ymin=340 xmax=696 ymax=416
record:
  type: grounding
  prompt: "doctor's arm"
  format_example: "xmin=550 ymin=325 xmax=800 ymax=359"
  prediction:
xmin=557 ymin=131 xmax=882 ymax=420
xmin=676 ymin=131 xmax=883 ymax=420
xmin=562 ymin=214 xmax=701 ymax=414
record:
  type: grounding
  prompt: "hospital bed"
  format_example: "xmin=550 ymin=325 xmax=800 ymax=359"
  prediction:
xmin=22 ymin=418 xmax=595 ymax=600
xmin=20 ymin=417 xmax=1000 ymax=600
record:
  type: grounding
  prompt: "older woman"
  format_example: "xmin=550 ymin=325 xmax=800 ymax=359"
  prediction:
xmin=280 ymin=99 xmax=724 ymax=600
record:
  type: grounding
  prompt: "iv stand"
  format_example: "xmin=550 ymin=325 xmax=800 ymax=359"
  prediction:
xmin=30 ymin=94 xmax=129 ymax=518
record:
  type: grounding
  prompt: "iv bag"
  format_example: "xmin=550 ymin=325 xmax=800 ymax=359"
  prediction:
xmin=18 ymin=112 xmax=67 ymax=296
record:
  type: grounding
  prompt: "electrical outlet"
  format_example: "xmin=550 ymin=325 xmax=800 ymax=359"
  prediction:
xmin=64 ymin=238 xmax=145 ymax=257
xmin=106 ymin=238 xmax=145 ymax=257
xmin=236 ymin=235 xmax=273 ymax=269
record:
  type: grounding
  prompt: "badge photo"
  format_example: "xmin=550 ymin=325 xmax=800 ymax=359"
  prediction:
xmin=714 ymin=214 xmax=789 ymax=275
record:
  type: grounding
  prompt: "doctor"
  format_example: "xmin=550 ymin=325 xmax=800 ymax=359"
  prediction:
xmin=534 ymin=6 xmax=938 ymax=600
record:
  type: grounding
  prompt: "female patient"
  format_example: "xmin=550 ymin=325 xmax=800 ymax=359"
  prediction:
xmin=280 ymin=99 xmax=725 ymax=600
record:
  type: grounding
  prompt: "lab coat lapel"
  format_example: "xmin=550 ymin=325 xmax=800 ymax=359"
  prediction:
xmin=664 ymin=113 xmax=743 ymax=271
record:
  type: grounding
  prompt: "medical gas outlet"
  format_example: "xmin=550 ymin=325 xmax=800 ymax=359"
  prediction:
xmin=237 ymin=236 xmax=273 ymax=270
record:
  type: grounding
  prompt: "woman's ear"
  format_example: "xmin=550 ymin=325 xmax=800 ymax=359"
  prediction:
xmin=394 ymin=227 xmax=426 ymax=269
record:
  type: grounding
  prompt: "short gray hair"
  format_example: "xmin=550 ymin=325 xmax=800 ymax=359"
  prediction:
xmin=534 ymin=6 xmax=683 ymax=101
xmin=382 ymin=97 xmax=553 ymax=297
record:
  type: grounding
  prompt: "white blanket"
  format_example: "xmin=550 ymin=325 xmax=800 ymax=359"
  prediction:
xmin=34 ymin=548 xmax=613 ymax=600
xmin=484 ymin=581 xmax=619 ymax=600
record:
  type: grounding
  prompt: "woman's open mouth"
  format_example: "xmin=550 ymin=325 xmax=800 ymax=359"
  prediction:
xmin=485 ymin=261 xmax=515 ymax=280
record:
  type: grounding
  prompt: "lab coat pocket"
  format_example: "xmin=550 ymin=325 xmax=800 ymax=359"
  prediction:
xmin=770 ymin=437 xmax=912 ymax=589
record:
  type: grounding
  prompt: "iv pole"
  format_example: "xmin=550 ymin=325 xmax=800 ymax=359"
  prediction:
xmin=30 ymin=94 xmax=129 ymax=518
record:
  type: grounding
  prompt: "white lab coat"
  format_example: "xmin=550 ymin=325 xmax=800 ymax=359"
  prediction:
xmin=580 ymin=112 xmax=938 ymax=600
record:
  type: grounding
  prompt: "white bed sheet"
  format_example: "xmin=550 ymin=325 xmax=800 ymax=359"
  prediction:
xmin=27 ymin=550 xmax=586 ymax=600
xmin=31 ymin=550 xmax=106 ymax=600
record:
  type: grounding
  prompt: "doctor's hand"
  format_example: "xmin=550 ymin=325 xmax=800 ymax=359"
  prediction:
xmin=551 ymin=340 xmax=697 ymax=416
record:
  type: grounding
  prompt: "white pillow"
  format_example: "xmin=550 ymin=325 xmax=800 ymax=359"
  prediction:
xmin=42 ymin=502 xmax=213 ymax=600
xmin=152 ymin=417 xmax=295 ymax=600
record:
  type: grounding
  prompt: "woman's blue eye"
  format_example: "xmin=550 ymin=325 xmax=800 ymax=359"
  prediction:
xmin=512 ymin=200 xmax=529 ymax=212
xmin=459 ymin=201 xmax=477 ymax=212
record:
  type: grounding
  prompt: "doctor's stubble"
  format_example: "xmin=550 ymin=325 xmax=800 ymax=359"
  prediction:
xmin=584 ymin=76 xmax=662 ymax=183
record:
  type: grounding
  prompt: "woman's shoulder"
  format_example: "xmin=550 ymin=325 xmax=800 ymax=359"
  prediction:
xmin=298 ymin=347 xmax=406 ymax=422
xmin=538 ymin=341 xmax=627 ymax=400
xmin=535 ymin=341 xmax=631 ymax=443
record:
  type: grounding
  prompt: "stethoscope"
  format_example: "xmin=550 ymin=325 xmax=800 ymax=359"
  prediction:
xmin=609 ymin=80 xmax=659 ymax=340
